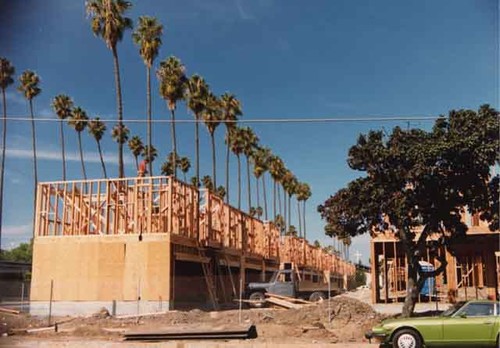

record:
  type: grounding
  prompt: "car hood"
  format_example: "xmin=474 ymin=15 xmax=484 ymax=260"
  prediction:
xmin=380 ymin=316 xmax=442 ymax=327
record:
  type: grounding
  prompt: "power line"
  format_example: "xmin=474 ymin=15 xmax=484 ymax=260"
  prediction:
xmin=0 ymin=115 xmax=445 ymax=124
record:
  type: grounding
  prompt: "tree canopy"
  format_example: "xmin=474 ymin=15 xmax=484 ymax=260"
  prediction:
xmin=318 ymin=105 xmax=499 ymax=316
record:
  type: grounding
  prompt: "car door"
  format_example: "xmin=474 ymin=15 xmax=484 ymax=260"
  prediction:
xmin=442 ymin=302 xmax=496 ymax=346
xmin=268 ymin=270 xmax=295 ymax=297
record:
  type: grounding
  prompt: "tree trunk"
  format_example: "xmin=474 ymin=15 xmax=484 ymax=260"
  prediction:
xmin=29 ymin=98 xmax=38 ymax=240
xmin=195 ymin=114 xmax=199 ymax=186
xmin=277 ymin=184 xmax=282 ymax=217
xmin=225 ymin=131 xmax=230 ymax=204
xmin=303 ymin=200 xmax=307 ymax=240
xmin=78 ymin=132 xmax=87 ymax=181
xmin=134 ymin=155 xmax=139 ymax=172
xmin=283 ymin=186 xmax=287 ymax=232
xmin=273 ymin=181 xmax=276 ymax=220
xmin=237 ymin=154 xmax=241 ymax=210
xmin=0 ymin=88 xmax=7 ymax=250
xmin=297 ymin=199 xmax=302 ymax=237
xmin=256 ymin=175 xmax=260 ymax=218
xmin=170 ymin=108 xmax=178 ymax=178
xmin=262 ymin=175 xmax=268 ymax=220
xmin=147 ymin=65 xmax=153 ymax=177
xmin=246 ymin=156 xmax=251 ymax=213
xmin=97 ymin=140 xmax=107 ymax=178
xmin=60 ymin=120 xmax=66 ymax=181
xmin=112 ymin=46 xmax=124 ymax=178
xmin=288 ymin=194 xmax=291 ymax=230
xmin=210 ymin=132 xmax=216 ymax=188
xmin=402 ymin=259 xmax=419 ymax=317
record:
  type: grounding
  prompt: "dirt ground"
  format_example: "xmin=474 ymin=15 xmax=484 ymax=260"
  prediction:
xmin=0 ymin=295 xmax=387 ymax=346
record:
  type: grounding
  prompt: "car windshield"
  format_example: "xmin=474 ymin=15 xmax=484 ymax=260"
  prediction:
xmin=441 ymin=302 xmax=466 ymax=317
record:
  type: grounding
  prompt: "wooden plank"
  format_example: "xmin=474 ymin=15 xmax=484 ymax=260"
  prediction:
xmin=265 ymin=293 xmax=312 ymax=304
xmin=265 ymin=296 xmax=302 ymax=309
xmin=174 ymin=252 xmax=210 ymax=264
xmin=0 ymin=307 xmax=20 ymax=314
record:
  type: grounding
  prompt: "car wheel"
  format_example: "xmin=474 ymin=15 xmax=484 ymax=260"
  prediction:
xmin=392 ymin=329 xmax=422 ymax=348
xmin=309 ymin=291 xmax=326 ymax=302
xmin=249 ymin=292 xmax=266 ymax=308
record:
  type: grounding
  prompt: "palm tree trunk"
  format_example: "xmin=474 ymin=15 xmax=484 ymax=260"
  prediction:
xmin=112 ymin=46 xmax=124 ymax=178
xmin=170 ymin=108 xmax=177 ymax=178
xmin=303 ymin=200 xmax=307 ymax=241
xmin=255 ymin=175 xmax=260 ymax=219
xmin=29 ymin=98 xmax=38 ymax=240
xmin=78 ymin=132 xmax=87 ymax=181
xmin=134 ymin=156 xmax=138 ymax=171
xmin=183 ymin=172 xmax=187 ymax=182
xmin=237 ymin=154 xmax=241 ymax=210
xmin=195 ymin=115 xmax=199 ymax=186
xmin=146 ymin=65 xmax=152 ymax=177
xmin=97 ymin=140 xmax=107 ymax=178
xmin=283 ymin=187 xmax=287 ymax=232
xmin=273 ymin=181 xmax=276 ymax=219
xmin=210 ymin=133 xmax=216 ymax=188
xmin=225 ymin=131 xmax=230 ymax=204
xmin=277 ymin=184 xmax=282 ymax=217
xmin=0 ymin=88 xmax=7 ymax=250
xmin=262 ymin=175 xmax=268 ymax=220
xmin=288 ymin=194 xmax=291 ymax=231
xmin=59 ymin=120 xmax=66 ymax=181
xmin=246 ymin=157 xmax=251 ymax=213
xmin=297 ymin=199 xmax=302 ymax=237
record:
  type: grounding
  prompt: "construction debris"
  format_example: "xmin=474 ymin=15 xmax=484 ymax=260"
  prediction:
xmin=265 ymin=296 xmax=303 ymax=309
xmin=123 ymin=324 xmax=258 ymax=341
xmin=0 ymin=307 xmax=20 ymax=315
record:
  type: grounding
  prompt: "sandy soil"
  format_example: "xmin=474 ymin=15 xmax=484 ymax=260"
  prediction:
xmin=0 ymin=295 xmax=386 ymax=347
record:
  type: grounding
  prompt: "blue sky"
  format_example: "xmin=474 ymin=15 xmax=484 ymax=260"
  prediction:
xmin=1 ymin=0 xmax=498 ymax=263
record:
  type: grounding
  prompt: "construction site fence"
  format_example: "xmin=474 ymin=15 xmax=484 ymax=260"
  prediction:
xmin=34 ymin=176 xmax=355 ymax=275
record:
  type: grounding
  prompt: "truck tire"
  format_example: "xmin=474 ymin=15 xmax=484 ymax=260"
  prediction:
xmin=309 ymin=291 xmax=326 ymax=302
xmin=249 ymin=292 xmax=266 ymax=308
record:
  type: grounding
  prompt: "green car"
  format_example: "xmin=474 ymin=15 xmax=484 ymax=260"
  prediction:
xmin=365 ymin=300 xmax=499 ymax=348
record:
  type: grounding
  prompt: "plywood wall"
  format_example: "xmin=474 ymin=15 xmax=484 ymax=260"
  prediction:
xmin=30 ymin=234 xmax=171 ymax=302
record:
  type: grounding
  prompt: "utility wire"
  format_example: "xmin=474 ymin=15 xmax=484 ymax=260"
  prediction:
xmin=0 ymin=115 xmax=445 ymax=124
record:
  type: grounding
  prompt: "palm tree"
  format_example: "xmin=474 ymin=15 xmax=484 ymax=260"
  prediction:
xmin=128 ymin=135 xmax=144 ymax=171
xmin=202 ymin=93 xmax=221 ymax=188
xmin=186 ymin=74 xmax=209 ymax=187
xmin=68 ymin=107 xmax=89 ymax=180
xmin=133 ymin=16 xmax=162 ymax=177
xmin=281 ymin=169 xmax=294 ymax=233
xmin=17 ymin=70 xmax=41 ymax=187
xmin=241 ymin=127 xmax=258 ymax=213
xmin=268 ymin=155 xmax=285 ymax=220
xmin=220 ymin=93 xmax=242 ymax=204
xmin=51 ymin=94 xmax=73 ymax=180
xmin=0 ymin=57 xmax=14 ymax=251
xmin=157 ymin=56 xmax=187 ymax=178
xmin=111 ymin=123 xmax=130 ymax=176
xmin=88 ymin=117 xmax=108 ymax=178
xmin=142 ymin=145 xmax=157 ymax=170
xmin=229 ymin=127 xmax=245 ymax=210
xmin=297 ymin=182 xmax=311 ymax=240
xmin=179 ymin=156 xmax=191 ymax=182
xmin=86 ymin=0 xmax=133 ymax=178
xmin=254 ymin=146 xmax=271 ymax=220
xmin=202 ymin=175 xmax=214 ymax=192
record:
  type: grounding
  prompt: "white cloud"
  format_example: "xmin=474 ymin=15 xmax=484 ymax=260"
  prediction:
xmin=5 ymin=147 xmax=134 ymax=165
xmin=3 ymin=223 xmax=32 ymax=236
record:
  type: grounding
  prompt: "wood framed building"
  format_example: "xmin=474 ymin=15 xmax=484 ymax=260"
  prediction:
xmin=370 ymin=217 xmax=500 ymax=304
xmin=30 ymin=176 xmax=355 ymax=315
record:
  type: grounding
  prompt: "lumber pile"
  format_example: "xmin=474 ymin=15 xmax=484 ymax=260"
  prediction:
xmin=264 ymin=293 xmax=314 ymax=309
xmin=123 ymin=324 xmax=257 ymax=341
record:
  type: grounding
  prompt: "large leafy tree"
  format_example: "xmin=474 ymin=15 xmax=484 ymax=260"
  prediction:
xmin=0 ymin=57 xmax=15 ymax=251
xmin=157 ymin=56 xmax=187 ymax=178
xmin=202 ymin=93 xmax=222 ymax=188
xmin=220 ymin=93 xmax=242 ymax=204
xmin=318 ymin=105 xmax=499 ymax=317
xmin=86 ymin=0 xmax=133 ymax=178
xmin=133 ymin=16 xmax=163 ymax=177
xmin=51 ymin=94 xmax=74 ymax=180
xmin=88 ymin=117 xmax=108 ymax=178
xmin=68 ymin=107 xmax=89 ymax=180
